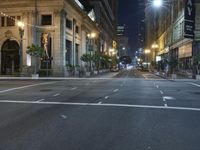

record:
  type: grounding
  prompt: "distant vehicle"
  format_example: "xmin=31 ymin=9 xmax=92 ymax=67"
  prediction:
xmin=110 ymin=65 xmax=119 ymax=72
xmin=119 ymin=56 xmax=132 ymax=65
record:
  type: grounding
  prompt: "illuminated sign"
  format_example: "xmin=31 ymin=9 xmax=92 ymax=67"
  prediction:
xmin=184 ymin=0 xmax=195 ymax=39
xmin=88 ymin=9 xmax=96 ymax=22
xmin=75 ymin=0 xmax=84 ymax=9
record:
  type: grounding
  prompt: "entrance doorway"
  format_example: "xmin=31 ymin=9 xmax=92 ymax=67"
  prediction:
xmin=1 ymin=40 xmax=20 ymax=75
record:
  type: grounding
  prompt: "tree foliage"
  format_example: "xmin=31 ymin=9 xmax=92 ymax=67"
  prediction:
xmin=80 ymin=54 xmax=92 ymax=63
xmin=26 ymin=44 xmax=45 ymax=58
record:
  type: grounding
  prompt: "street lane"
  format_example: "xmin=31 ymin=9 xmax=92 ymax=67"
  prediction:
xmin=0 ymin=69 xmax=200 ymax=149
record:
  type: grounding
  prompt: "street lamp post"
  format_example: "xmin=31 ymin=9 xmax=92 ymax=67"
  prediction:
xmin=87 ymin=32 xmax=96 ymax=73
xmin=17 ymin=21 xmax=25 ymax=73
xmin=144 ymin=49 xmax=151 ymax=69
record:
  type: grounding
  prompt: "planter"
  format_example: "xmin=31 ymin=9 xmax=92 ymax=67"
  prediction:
xmin=93 ymin=71 xmax=98 ymax=75
xmin=171 ymin=74 xmax=177 ymax=79
xmin=86 ymin=72 xmax=91 ymax=77
xmin=196 ymin=75 xmax=200 ymax=80
xmin=32 ymin=74 xmax=39 ymax=79
xmin=64 ymin=69 xmax=73 ymax=77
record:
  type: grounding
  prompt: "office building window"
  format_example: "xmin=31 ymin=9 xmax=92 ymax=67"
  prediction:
xmin=76 ymin=26 xmax=79 ymax=33
xmin=1 ymin=17 xmax=5 ymax=27
xmin=41 ymin=15 xmax=52 ymax=25
xmin=66 ymin=19 xmax=72 ymax=29
xmin=7 ymin=16 xmax=15 ymax=26
xmin=75 ymin=44 xmax=79 ymax=65
xmin=66 ymin=40 xmax=72 ymax=65
xmin=17 ymin=16 xmax=21 ymax=21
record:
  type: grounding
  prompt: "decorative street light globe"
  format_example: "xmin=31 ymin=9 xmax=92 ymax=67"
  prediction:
xmin=17 ymin=21 xmax=25 ymax=28
xmin=152 ymin=0 xmax=162 ymax=8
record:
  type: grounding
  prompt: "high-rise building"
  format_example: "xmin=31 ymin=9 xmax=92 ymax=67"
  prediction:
xmin=145 ymin=0 xmax=200 ymax=78
xmin=116 ymin=24 xmax=129 ymax=57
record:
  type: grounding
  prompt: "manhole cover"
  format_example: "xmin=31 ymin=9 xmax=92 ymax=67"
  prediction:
xmin=40 ymin=89 xmax=52 ymax=92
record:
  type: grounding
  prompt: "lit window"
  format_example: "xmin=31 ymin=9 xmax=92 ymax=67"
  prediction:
xmin=7 ymin=16 xmax=15 ymax=26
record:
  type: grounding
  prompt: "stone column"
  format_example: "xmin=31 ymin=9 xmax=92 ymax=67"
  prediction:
xmin=52 ymin=9 xmax=66 ymax=76
xmin=72 ymin=19 xmax=76 ymax=66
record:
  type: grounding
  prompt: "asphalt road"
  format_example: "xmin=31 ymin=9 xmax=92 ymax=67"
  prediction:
xmin=0 ymin=69 xmax=200 ymax=150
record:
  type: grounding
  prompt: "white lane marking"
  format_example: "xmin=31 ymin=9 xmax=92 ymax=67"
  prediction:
xmin=160 ymin=90 xmax=164 ymax=95
xmin=0 ymin=82 xmax=57 ymax=94
xmin=60 ymin=115 xmax=67 ymax=119
xmin=2 ymin=100 xmax=200 ymax=112
xmin=156 ymin=85 xmax=159 ymax=89
xmin=98 ymin=102 xmax=102 ymax=104
xmin=105 ymin=96 xmax=109 ymax=99
xmin=188 ymin=82 xmax=200 ymax=87
xmin=163 ymin=96 xmax=176 ymax=101
xmin=153 ymin=82 xmax=156 ymax=86
xmin=113 ymin=89 xmax=119 ymax=92
xmin=164 ymin=104 xmax=168 ymax=107
xmin=53 ymin=93 xmax=60 ymax=97
xmin=37 ymin=99 xmax=45 ymax=102
xmin=71 ymin=87 xmax=77 ymax=90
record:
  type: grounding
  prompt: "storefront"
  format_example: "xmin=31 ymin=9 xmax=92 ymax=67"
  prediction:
xmin=178 ymin=42 xmax=193 ymax=72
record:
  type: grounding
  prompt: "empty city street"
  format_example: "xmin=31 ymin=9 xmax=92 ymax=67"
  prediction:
xmin=0 ymin=69 xmax=200 ymax=150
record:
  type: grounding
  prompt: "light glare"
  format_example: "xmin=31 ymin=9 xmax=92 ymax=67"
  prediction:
xmin=153 ymin=0 xmax=162 ymax=8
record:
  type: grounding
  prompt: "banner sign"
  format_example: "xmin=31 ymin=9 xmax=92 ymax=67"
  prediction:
xmin=184 ymin=0 xmax=195 ymax=39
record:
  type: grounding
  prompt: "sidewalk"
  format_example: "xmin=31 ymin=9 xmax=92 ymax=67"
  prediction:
xmin=153 ymin=71 xmax=198 ymax=81
xmin=0 ymin=71 xmax=119 ymax=80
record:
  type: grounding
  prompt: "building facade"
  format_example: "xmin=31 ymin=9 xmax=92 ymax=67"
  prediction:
xmin=145 ymin=0 xmax=200 ymax=77
xmin=116 ymin=24 xmax=129 ymax=57
xmin=0 ymin=0 xmax=118 ymax=76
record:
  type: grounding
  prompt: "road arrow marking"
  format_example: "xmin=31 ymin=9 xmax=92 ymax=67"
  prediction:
xmin=163 ymin=96 xmax=176 ymax=101
xmin=60 ymin=115 xmax=67 ymax=119
xmin=160 ymin=90 xmax=164 ymax=95
xmin=113 ymin=89 xmax=119 ymax=92
xmin=53 ymin=93 xmax=60 ymax=97
xmin=71 ymin=87 xmax=77 ymax=90
xmin=105 ymin=96 xmax=109 ymax=99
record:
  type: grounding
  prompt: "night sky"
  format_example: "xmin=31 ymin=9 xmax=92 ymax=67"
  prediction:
xmin=118 ymin=0 xmax=143 ymax=56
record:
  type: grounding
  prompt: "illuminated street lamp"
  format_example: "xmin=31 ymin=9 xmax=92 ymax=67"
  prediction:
xmin=17 ymin=21 xmax=25 ymax=72
xmin=152 ymin=0 xmax=162 ymax=8
xmin=152 ymin=43 xmax=158 ymax=49
xmin=87 ymin=32 xmax=96 ymax=72
xmin=144 ymin=49 xmax=151 ymax=54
